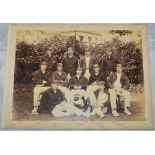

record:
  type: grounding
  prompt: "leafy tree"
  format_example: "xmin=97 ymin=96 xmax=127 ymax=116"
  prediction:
xmin=15 ymin=35 xmax=143 ymax=84
xmin=110 ymin=30 xmax=132 ymax=36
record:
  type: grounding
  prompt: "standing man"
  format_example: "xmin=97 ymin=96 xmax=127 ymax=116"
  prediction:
xmin=52 ymin=63 xmax=70 ymax=102
xmin=69 ymin=67 xmax=88 ymax=110
xmin=32 ymin=61 xmax=51 ymax=115
xmin=108 ymin=63 xmax=132 ymax=117
xmin=62 ymin=47 xmax=78 ymax=80
xmin=41 ymin=50 xmax=57 ymax=76
xmin=79 ymin=49 xmax=96 ymax=80
xmin=102 ymin=49 xmax=120 ymax=78
xmin=87 ymin=81 xmax=108 ymax=117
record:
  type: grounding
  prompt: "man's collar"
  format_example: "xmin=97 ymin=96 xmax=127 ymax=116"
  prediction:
xmin=57 ymin=71 xmax=62 ymax=74
xmin=117 ymin=72 xmax=122 ymax=75
xmin=40 ymin=69 xmax=46 ymax=73
xmin=94 ymin=72 xmax=100 ymax=75
xmin=50 ymin=88 xmax=58 ymax=93
xmin=76 ymin=75 xmax=81 ymax=78
xmin=68 ymin=55 xmax=73 ymax=59
xmin=47 ymin=54 xmax=51 ymax=58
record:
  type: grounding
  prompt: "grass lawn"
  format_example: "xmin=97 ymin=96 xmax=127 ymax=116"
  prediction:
xmin=13 ymin=84 xmax=145 ymax=121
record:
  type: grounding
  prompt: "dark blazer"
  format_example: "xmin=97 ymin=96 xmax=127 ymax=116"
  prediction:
xmin=39 ymin=88 xmax=66 ymax=113
xmin=79 ymin=56 xmax=97 ymax=74
xmin=107 ymin=72 xmax=130 ymax=90
xmin=62 ymin=56 xmax=78 ymax=76
xmin=102 ymin=54 xmax=120 ymax=77
xmin=69 ymin=75 xmax=88 ymax=90
xmin=89 ymin=72 xmax=106 ymax=85
xmin=52 ymin=71 xmax=68 ymax=87
xmin=32 ymin=69 xmax=50 ymax=86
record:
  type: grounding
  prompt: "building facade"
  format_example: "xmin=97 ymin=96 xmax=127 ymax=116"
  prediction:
xmin=62 ymin=30 xmax=102 ymax=47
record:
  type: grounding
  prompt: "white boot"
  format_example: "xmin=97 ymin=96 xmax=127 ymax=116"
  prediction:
xmin=31 ymin=106 xmax=38 ymax=115
xmin=97 ymin=108 xmax=105 ymax=118
xmin=89 ymin=108 xmax=97 ymax=116
xmin=98 ymin=113 xmax=105 ymax=118
xmin=124 ymin=108 xmax=132 ymax=116
xmin=82 ymin=111 xmax=90 ymax=117
xmin=112 ymin=109 xmax=120 ymax=117
xmin=102 ymin=107 xmax=108 ymax=114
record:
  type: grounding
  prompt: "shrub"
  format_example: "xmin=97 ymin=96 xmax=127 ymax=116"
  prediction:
xmin=15 ymin=35 xmax=143 ymax=84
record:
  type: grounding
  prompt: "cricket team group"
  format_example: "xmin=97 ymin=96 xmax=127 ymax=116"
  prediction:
xmin=31 ymin=47 xmax=132 ymax=118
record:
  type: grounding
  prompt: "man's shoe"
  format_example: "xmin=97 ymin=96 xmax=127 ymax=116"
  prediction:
xmin=31 ymin=107 xmax=38 ymax=115
xmin=112 ymin=109 xmax=120 ymax=117
xmin=85 ymin=106 xmax=91 ymax=113
xmin=102 ymin=107 xmax=108 ymax=114
xmin=89 ymin=110 xmax=96 ymax=116
xmin=99 ymin=113 xmax=105 ymax=118
xmin=66 ymin=113 xmax=71 ymax=117
xmin=83 ymin=112 xmax=90 ymax=117
xmin=31 ymin=111 xmax=38 ymax=115
xmin=124 ymin=108 xmax=132 ymax=116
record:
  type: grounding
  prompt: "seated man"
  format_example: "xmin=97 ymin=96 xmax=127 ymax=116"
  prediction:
xmin=86 ymin=63 xmax=106 ymax=97
xmin=107 ymin=63 xmax=132 ymax=117
xmin=87 ymin=81 xmax=108 ymax=118
xmin=52 ymin=63 xmax=70 ymax=102
xmin=32 ymin=61 xmax=51 ymax=115
xmin=69 ymin=67 xmax=88 ymax=111
xmin=40 ymin=81 xmax=88 ymax=117
xmin=89 ymin=64 xmax=106 ymax=85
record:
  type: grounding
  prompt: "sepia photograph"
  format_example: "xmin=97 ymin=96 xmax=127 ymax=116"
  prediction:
xmin=2 ymin=24 xmax=153 ymax=129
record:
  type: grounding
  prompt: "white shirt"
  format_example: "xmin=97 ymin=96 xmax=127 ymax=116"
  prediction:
xmin=41 ymin=70 xmax=45 ymax=74
xmin=85 ymin=56 xmax=90 ymax=69
xmin=76 ymin=75 xmax=80 ymax=80
xmin=114 ymin=73 xmax=122 ymax=89
xmin=58 ymin=71 xmax=62 ymax=76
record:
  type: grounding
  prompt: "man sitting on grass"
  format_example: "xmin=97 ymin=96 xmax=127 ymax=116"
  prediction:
xmin=40 ymin=81 xmax=88 ymax=117
xmin=108 ymin=63 xmax=132 ymax=117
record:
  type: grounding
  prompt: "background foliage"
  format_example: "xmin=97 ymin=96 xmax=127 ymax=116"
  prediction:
xmin=15 ymin=33 xmax=143 ymax=84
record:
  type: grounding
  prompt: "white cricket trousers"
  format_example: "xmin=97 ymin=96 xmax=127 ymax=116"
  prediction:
xmin=108 ymin=88 xmax=130 ymax=110
xmin=33 ymin=86 xmax=50 ymax=107
xmin=52 ymin=101 xmax=84 ymax=117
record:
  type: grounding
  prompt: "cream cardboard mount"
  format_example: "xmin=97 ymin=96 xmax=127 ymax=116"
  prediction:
xmin=2 ymin=24 xmax=154 ymax=130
